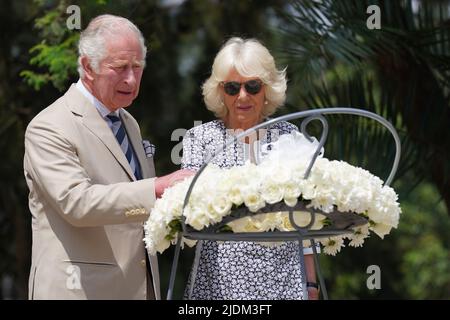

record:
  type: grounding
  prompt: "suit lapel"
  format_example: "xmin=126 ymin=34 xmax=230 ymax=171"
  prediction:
xmin=64 ymin=85 xmax=136 ymax=181
xmin=121 ymin=111 xmax=150 ymax=179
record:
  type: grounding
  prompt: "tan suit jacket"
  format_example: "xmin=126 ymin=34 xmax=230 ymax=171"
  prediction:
xmin=24 ymin=85 xmax=160 ymax=299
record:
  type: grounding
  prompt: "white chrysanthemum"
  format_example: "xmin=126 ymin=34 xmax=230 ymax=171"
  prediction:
xmin=347 ymin=225 xmax=370 ymax=247
xmin=320 ymin=236 xmax=345 ymax=256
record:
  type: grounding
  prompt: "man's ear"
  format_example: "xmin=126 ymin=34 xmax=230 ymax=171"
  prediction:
xmin=81 ymin=56 xmax=95 ymax=81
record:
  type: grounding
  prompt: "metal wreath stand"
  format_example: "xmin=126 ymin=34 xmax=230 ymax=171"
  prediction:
xmin=166 ymin=108 xmax=401 ymax=300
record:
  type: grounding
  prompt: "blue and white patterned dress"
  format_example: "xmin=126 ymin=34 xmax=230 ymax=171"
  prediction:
xmin=181 ymin=119 xmax=307 ymax=300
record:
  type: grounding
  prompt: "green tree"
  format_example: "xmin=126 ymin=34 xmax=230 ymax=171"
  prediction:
xmin=0 ymin=0 xmax=46 ymax=299
xmin=276 ymin=0 xmax=450 ymax=298
xmin=277 ymin=0 xmax=450 ymax=213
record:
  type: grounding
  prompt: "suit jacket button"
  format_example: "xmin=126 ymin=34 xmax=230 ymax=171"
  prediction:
xmin=140 ymin=259 xmax=146 ymax=267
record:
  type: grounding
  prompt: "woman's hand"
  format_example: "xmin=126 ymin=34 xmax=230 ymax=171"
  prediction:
xmin=307 ymin=286 xmax=320 ymax=300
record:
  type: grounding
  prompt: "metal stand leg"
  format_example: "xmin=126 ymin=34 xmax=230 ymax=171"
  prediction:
xmin=297 ymin=235 xmax=309 ymax=300
xmin=311 ymin=239 xmax=328 ymax=300
xmin=188 ymin=240 xmax=203 ymax=300
xmin=167 ymin=234 xmax=182 ymax=300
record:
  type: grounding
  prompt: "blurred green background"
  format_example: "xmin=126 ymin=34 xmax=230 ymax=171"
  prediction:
xmin=1 ymin=0 xmax=449 ymax=299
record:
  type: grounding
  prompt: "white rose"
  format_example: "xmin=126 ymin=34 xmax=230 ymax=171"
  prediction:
xmin=371 ymin=222 xmax=392 ymax=239
xmin=243 ymin=192 xmax=265 ymax=213
xmin=211 ymin=195 xmax=233 ymax=217
xmin=228 ymin=217 xmax=249 ymax=232
xmin=310 ymin=213 xmax=327 ymax=230
xmin=184 ymin=205 xmax=210 ymax=230
xmin=284 ymin=197 xmax=298 ymax=207
xmin=284 ymin=181 xmax=301 ymax=200
xmin=290 ymin=211 xmax=313 ymax=228
xmin=154 ymin=238 xmax=171 ymax=254
xmin=182 ymin=238 xmax=197 ymax=249
xmin=228 ymin=186 xmax=244 ymax=206
xmin=261 ymin=183 xmax=284 ymax=204
xmin=301 ymin=183 xmax=316 ymax=200
xmin=278 ymin=214 xmax=293 ymax=231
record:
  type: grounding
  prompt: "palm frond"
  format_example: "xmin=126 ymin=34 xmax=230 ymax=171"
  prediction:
xmin=277 ymin=0 xmax=450 ymax=208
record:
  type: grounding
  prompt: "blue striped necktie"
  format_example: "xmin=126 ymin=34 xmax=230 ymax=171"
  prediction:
xmin=107 ymin=114 xmax=142 ymax=180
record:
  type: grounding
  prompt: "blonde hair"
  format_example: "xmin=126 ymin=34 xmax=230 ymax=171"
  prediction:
xmin=77 ymin=14 xmax=147 ymax=78
xmin=202 ymin=37 xmax=287 ymax=118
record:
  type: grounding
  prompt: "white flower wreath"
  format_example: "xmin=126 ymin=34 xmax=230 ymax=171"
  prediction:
xmin=144 ymin=132 xmax=401 ymax=256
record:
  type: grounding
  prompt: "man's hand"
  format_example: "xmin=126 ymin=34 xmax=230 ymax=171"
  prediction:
xmin=154 ymin=169 xmax=194 ymax=198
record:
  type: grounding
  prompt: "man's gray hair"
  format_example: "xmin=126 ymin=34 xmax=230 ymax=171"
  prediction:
xmin=77 ymin=14 xmax=147 ymax=78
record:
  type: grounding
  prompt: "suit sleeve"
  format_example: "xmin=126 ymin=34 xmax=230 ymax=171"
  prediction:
xmin=24 ymin=117 xmax=156 ymax=227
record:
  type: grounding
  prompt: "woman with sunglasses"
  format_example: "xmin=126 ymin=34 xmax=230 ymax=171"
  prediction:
xmin=181 ymin=37 xmax=319 ymax=300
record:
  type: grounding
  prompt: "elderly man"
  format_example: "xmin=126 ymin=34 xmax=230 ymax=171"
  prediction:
xmin=23 ymin=14 xmax=191 ymax=299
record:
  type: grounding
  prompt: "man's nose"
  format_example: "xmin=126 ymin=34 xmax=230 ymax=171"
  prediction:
xmin=123 ymin=67 xmax=136 ymax=86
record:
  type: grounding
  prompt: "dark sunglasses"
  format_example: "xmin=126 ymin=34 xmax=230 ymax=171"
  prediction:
xmin=221 ymin=80 xmax=264 ymax=96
